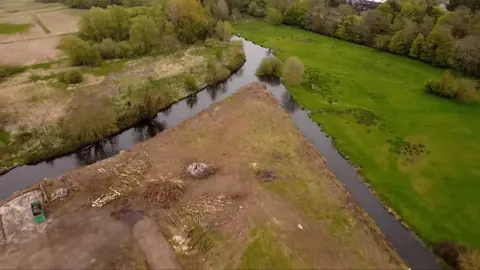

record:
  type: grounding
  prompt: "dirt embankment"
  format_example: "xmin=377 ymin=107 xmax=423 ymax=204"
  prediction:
xmin=0 ymin=83 xmax=405 ymax=269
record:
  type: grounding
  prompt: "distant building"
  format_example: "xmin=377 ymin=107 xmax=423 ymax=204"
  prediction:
xmin=348 ymin=0 xmax=387 ymax=12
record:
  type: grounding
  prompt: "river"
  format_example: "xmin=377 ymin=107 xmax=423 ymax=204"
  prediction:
xmin=0 ymin=36 xmax=440 ymax=269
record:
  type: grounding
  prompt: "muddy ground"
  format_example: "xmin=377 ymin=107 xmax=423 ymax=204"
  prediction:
xmin=0 ymin=83 xmax=405 ymax=269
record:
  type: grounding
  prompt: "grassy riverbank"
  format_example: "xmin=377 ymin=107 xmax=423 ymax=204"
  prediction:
xmin=0 ymin=39 xmax=245 ymax=173
xmin=235 ymin=20 xmax=480 ymax=249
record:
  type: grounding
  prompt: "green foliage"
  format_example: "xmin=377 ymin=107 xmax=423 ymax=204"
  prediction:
xmin=129 ymin=15 xmax=160 ymax=55
xmin=0 ymin=65 xmax=26 ymax=81
xmin=167 ymin=0 xmax=209 ymax=44
xmin=60 ymin=95 xmax=118 ymax=143
xmin=282 ymin=56 xmax=304 ymax=85
xmin=57 ymin=69 xmax=84 ymax=84
xmin=96 ymin=38 xmax=117 ymax=59
xmin=255 ymin=56 xmax=282 ymax=77
xmin=421 ymin=27 xmax=454 ymax=67
xmin=374 ymin=34 xmax=392 ymax=51
xmin=184 ymin=74 xmax=197 ymax=91
xmin=409 ymin=33 xmax=424 ymax=58
xmin=114 ymin=41 xmax=134 ymax=58
xmin=225 ymin=40 xmax=246 ymax=71
xmin=205 ymin=60 xmax=230 ymax=84
xmin=59 ymin=36 xmax=102 ymax=66
xmin=388 ymin=29 xmax=416 ymax=55
xmin=425 ymin=70 xmax=477 ymax=103
xmin=266 ymin=7 xmax=282 ymax=25
xmin=282 ymin=3 xmax=308 ymax=27
xmin=61 ymin=0 xmax=146 ymax=9
xmin=215 ymin=20 xmax=232 ymax=41
xmin=0 ymin=23 xmax=31 ymax=34
xmin=79 ymin=6 xmax=131 ymax=42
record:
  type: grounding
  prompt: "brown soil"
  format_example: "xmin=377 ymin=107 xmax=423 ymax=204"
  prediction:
xmin=0 ymin=83 xmax=405 ymax=269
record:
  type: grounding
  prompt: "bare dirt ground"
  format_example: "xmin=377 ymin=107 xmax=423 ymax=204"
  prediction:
xmin=0 ymin=0 xmax=81 ymax=65
xmin=0 ymin=83 xmax=405 ymax=269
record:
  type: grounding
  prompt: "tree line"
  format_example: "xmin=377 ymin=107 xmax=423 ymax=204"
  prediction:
xmin=59 ymin=1 xmax=233 ymax=66
xmin=231 ymin=0 xmax=480 ymax=78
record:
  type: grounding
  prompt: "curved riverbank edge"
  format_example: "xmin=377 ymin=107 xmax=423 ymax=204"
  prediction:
xmin=0 ymin=57 xmax=246 ymax=176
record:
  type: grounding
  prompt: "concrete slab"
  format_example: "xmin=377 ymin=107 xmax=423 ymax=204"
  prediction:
xmin=0 ymin=190 xmax=48 ymax=245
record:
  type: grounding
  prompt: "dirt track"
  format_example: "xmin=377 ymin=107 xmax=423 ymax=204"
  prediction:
xmin=0 ymin=83 xmax=405 ymax=269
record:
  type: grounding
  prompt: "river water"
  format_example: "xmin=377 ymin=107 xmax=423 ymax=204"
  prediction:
xmin=0 ymin=37 xmax=440 ymax=269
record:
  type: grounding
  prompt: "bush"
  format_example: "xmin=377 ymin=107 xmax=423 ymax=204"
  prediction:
xmin=266 ymin=7 xmax=282 ymax=25
xmin=225 ymin=40 xmax=246 ymax=71
xmin=0 ymin=65 xmax=26 ymax=81
xmin=205 ymin=60 xmax=230 ymax=84
xmin=184 ymin=75 xmax=197 ymax=91
xmin=374 ymin=35 xmax=392 ymax=51
xmin=425 ymin=71 xmax=478 ymax=103
xmin=283 ymin=56 xmax=304 ymax=85
xmin=59 ymin=36 xmax=102 ymax=66
xmin=57 ymin=69 xmax=84 ymax=84
xmin=96 ymin=38 xmax=117 ymax=59
xmin=215 ymin=20 xmax=232 ymax=41
xmin=114 ymin=41 xmax=134 ymax=58
xmin=255 ymin=56 xmax=282 ymax=77
xmin=61 ymin=94 xmax=118 ymax=142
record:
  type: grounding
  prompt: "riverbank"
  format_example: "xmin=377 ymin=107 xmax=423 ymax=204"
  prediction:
xmin=0 ymin=83 xmax=404 ymax=269
xmin=0 ymin=39 xmax=245 ymax=174
xmin=234 ymin=20 xmax=480 ymax=254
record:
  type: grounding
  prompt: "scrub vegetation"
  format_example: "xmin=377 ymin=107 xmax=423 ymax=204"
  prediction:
xmin=235 ymin=20 xmax=480 ymax=265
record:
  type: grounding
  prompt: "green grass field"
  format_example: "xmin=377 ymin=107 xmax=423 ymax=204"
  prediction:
xmin=0 ymin=23 xmax=31 ymax=34
xmin=235 ymin=20 xmax=480 ymax=249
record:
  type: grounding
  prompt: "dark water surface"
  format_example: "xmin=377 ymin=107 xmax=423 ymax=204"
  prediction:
xmin=0 ymin=37 xmax=439 ymax=269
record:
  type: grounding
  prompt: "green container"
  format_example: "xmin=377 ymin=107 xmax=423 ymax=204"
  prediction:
xmin=31 ymin=201 xmax=46 ymax=223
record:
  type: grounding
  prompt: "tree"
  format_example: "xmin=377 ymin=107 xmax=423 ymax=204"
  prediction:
xmin=376 ymin=2 xmax=394 ymax=15
xmin=448 ymin=0 xmax=480 ymax=12
xmin=388 ymin=22 xmax=419 ymax=55
xmin=166 ymin=0 xmax=209 ymax=43
xmin=96 ymin=38 xmax=117 ymax=59
xmin=421 ymin=27 xmax=454 ymax=66
xmin=409 ymin=33 xmax=424 ymax=58
xmin=361 ymin=10 xmax=392 ymax=45
xmin=79 ymin=7 xmax=113 ymax=42
xmin=374 ymin=34 xmax=392 ymax=51
xmin=256 ymin=56 xmax=282 ymax=77
xmin=398 ymin=2 xmax=426 ymax=24
xmin=283 ymin=2 xmax=308 ymax=27
xmin=59 ymin=36 xmax=102 ymax=66
xmin=129 ymin=15 xmax=160 ymax=55
xmin=107 ymin=5 xmax=131 ymax=41
xmin=437 ymin=7 xmax=473 ymax=39
xmin=283 ymin=57 xmax=304 ymax=85
xmin=266 ymin=7 xmax=283 ymax=25
xmin=452 ymin=35 xmax=480 ymax=77
xmin=216 ymin=0 xmax=230 ymax=19
xmin=215 ymin=20 xmax=232 ymax=41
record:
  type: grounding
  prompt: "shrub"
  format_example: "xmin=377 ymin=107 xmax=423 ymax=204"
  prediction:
xmin=59 ymin=36 xmax=102 ymax=66
xmin=0 ymin=65 xmax=26 ymax=81
xmin=114 ymin=41 xmax=134 ymax=58
xmin=215 ymin=20 xmax=232 ymax=41
xmin=255 ymin=56 xmax=282 ymax=77
xmin=409 ymin=33 xmax=424 ymax=58
xmin=61 ymin=94 xmax=118 ymax=143
xmin=266 ymin=7 xmax=282 ymax=25
xmin=225 ymin=40 xmax=246 ymax=71
xmin=184 ymin=75 xmax=197 ymax=91
xmin=57 ymin=69 xmax=84 ymax=84
xmin=205 ymin=60 xmax=230 ymax=84
xmin=282 ymin=56 xmax=304 ymax=85
xmin=97 ymin=38 xmax=117 ymax=59
xmin=374 ymin=35 xmax=392 ymax=51
xmin=425 ymin=71 xmax=478 ymax=103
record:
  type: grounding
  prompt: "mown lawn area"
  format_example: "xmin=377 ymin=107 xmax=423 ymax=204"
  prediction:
xmin=0 ymin=23 xmax=31 ymax=34
xmin=235 ymin=20 xmax=480 ymax=249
